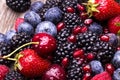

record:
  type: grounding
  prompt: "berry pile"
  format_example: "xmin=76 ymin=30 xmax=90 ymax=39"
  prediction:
xmin=1 ymin=0 xmax=120 ymax=80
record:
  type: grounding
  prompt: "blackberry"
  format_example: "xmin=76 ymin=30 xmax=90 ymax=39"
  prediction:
xmin=0 ymin=42 xmax=13 ymax=66
xmin=61 ymin=0 xmax=78 ymax=12
xmin=94 ymin=41 xmax=116 ymax=64
xmin=67 ymin=58 xmax=86 ymax=80
xmin=10 ymin=32 xmax=31 ymax=50
xmin=57 ymin=28 xmax=71 ymax=43
xmin=6 ymin=0 xmax=31 ymax=12
xmin=64 ymin=13 xmax=82 ymax=28
xmin=76 ymin=31 xmax=98 ymax=52
xmin=53 ymin=42 xmax=77 ymax=64
xmin=5 ymin=70 xmax=25 ymax=80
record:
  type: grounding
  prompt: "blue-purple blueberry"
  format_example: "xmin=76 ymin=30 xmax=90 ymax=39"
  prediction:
xmin=106 ymin=33 xmax=118 ymax=47
xmin=5 ymin=30 xmax=16 ymax=43
xmin=24 ymin=11 xmax=41 ymax=27
xmin=88 ymin=22 xmax=103 ymax=35
xmin=35 ymin=21 xmax=57 ymax=37
xmin=112 ymin=51 xmax=120 ymax=68
xmin=90 ymin=60 xmax=104 ymax=75
xmin=0 ymin=33 xmax=6 ymax=43
xmin=18 ymin=22 xmax=34 ymax=36
xmin=30 ymin=1 xmax=44 ymax=13
xmin=113 ymin=68 xmax=120 ymax=80
xmin=45 ymin=7 xmax=63 ymax=24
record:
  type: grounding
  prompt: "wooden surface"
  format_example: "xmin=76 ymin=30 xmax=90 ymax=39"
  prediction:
xmin=0 ymin=0 xmax=46 ymax=34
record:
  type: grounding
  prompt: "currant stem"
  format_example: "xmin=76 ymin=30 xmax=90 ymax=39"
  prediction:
xmin=3 ymin=42 xmax=39 ymax=59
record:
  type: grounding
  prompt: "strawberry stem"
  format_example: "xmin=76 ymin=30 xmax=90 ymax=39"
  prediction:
xmin=3 ymin=42 xmax=39 ymax=59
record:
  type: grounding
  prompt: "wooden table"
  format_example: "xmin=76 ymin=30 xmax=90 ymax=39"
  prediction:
xmin=0 ymin=0 xmax=46 ymax=33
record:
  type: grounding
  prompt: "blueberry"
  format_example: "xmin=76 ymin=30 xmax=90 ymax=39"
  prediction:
xmin=30 ymin=1 xmax=44 ymax=13
xmin=88 ymin=22 xmax=103 ymax=35
xmin=90 ymin=60 xmax=104 ymax=75
xmin=5 ymin=30 xmax=16 ymax=43
xmin=18 ymin=22 xmax=34 ymax=36
xmin=35 ymin=21 xmax=57 ymax=37
xmin=0 ymin=33 xmax=6 ymax=43
xmin=112 ymin=51 xmax=120 ymax=68
xmin=113 ymin=68 xmax=120 ymax=80
xmin=106 ymin=33 xmax=118 ymax=47
xmin=45 ymin=7 xmax=63 ymax=24
xmin=24 ymin=11 xmax=41 ymax=27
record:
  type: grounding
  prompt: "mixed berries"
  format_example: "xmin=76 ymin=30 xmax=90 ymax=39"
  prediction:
xmin=2 ymin=0 xmax=120 ymax=80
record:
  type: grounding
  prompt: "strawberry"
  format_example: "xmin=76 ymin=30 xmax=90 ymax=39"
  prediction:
xmin=0 ymin=65 xmax=9 ymax=80
xmin=14 ymin=18 xmax=24 ymax=31
xmin=16 ymin=49 xmax=51 ymax=78
xmin=91 ymin=71 xmax=112 ymax=80
xmin=108 ymin=15 xmax=120 ymax=35
xmin=84 ymin=0 xmax=120 ymax=21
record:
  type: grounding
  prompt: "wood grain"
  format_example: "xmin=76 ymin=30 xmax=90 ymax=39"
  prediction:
xmin=0 ymin=0 xmax=46 ymax=33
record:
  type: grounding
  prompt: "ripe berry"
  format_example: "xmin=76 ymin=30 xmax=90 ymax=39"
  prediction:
xmin=100 ymin=35 xmax=110 ymax=42
xmin=73 ymin=26 xmax=81 ymax=35
xmin=61 ymin=57 xmax=69 ymax=67
xmin=81 ymin=26 xmax=88 ymax=33
xmin=57 ymin=22 xmax=65 ymax=32
xmin=82 ymin=65 xmax=91 ymax=73
xmin=66 ymin=7 xmax=75 ymax=13
xmin=117 ymin=47 xmax=120 ymax=50
xmin=73 ymin=49 xmax=84 ymax=58
xmin=67 ymin=35 xmax=77 ymax=43
xmin=83 ymin=73 xmax=91 ymax=80
xmin=32 ymin=33 xmax=57 ymax=57
xmin=105 ymin=64 xmax=115 ymax=75
xmin=80 ymin=12 xmax=88 ymax=20
xmin=86 ymin=53 xmax=95 ymax=61
xmin=84 ymin=19 xmax=93 ymax=25
xmin=77 ymin=4 xmax=85 ymax=11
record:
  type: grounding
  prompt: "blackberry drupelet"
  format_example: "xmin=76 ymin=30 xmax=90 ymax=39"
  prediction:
xmin=94 ymin=41 xmax=116 ymax=64
xmin=5 ymin=70 xmax=25 ymax=80
xmin=67 ymin=58 xmax=86 ymax=80
xmin=6 ymin=0 xmax=31 ymax=12
xmin=53 ymin=42 xmax=77 ymax=64
xmin=64 ymin=13 xmax=81 ymax=28
xmin=57 ymin=28 xmax=71 ymax=44
xmin=76 ymin=31 xmax=98 ymax=52
xmin=10 ymin=32 xmax=31 ymax=50
xmin=0 ymin=42 xmax=13 ymax=66
xmin=61 ymin=0 xmax=78 ymax=12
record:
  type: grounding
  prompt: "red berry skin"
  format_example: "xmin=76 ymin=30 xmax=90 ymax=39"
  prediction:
xmin=57 ymin=22 xmax=65 ymax=32
xmin=0 ymin=65 xmax=9 ymax=80
xmin=86 ymin=53 xmax=95 ymax=61
xmin=83 ymin=73 xmax=91 ymax=80
xmin=73 ymin=49 xmax=84 ymax=58
xmin=32 ymin=33 xmax=57 ymax=57
xmin=73 ymin=26 xmax=81 ymax=35
xmin=100 ymin=35 xmax=110 ymax=42
xmin=66 ymin=7 xmax=75 ymax=13
xmin=117 ymin=47 xmax=120 ymax=50
xmin=105 ymin=64 xmax=115 ymax=75
xmin=61 ymin=57 xmax=69 ymax=68
xmin=81 ymin=26 xmax=88 ymax=33
xmin=42 ymin=64 xmax=66 ymax=80
xmin=82 ymin=65 xmax=91 ymax=73
xmin=68 ymin=35 xmax=77 ymax=43
xmin=77 ymin=4 xmax=85 ymax=11
xmin=15 ymin=18 xmax=24 ymax=31
xmin=84 ymin=19 xmax=93 ymax=25
xmin=18 ymin=49 xmax=51 ymax=78
xmin=80 ymin=12 xmax=88 ymax=20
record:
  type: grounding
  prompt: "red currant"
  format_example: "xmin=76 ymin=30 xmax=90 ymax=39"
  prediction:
xmin=82 ymin=65 xmax=91 ymax=73
xmin=61 ymin=57 xmax=69 ymax=67
xmin=105 ymin=63 xmax=115 ymax=75
xmin=73 ymin=49 xmax=84 ymax=58
xmin=100 ymin=35 xmax=109 ymax=42
xmin=57 ymin=22 xmax=65 ymax=32
xmin=68 ymin=35 xmax=77 ymax=43
xmin=66 ymin=7 xmax=75 ymax=13
xmin=73 ymin=26 xmax=81 ymax=35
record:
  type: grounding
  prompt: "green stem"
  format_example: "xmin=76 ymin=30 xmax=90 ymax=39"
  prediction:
xmin=7 ymin=58 xmax=17 ymax=61
xmin=3 ymin=42 xmax=39 ymax=59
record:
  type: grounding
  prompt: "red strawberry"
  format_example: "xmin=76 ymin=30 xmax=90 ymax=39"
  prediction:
xmin=32 ymin=33 xmax=56 ymax=58
xmin=108 ymin=15 xmax=120 ymax=34
xmin=0 ymin=65 xmax=9 ymax=80
xmin=91 ymin=71 xmax=112 ymax=80
xmin=85 ymin=0 xmax=120 ymax=21
xmin=17 ymin=49 xmax=51 ymax=78
xmin=14 ymin=18 xmax=24 ymax=31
